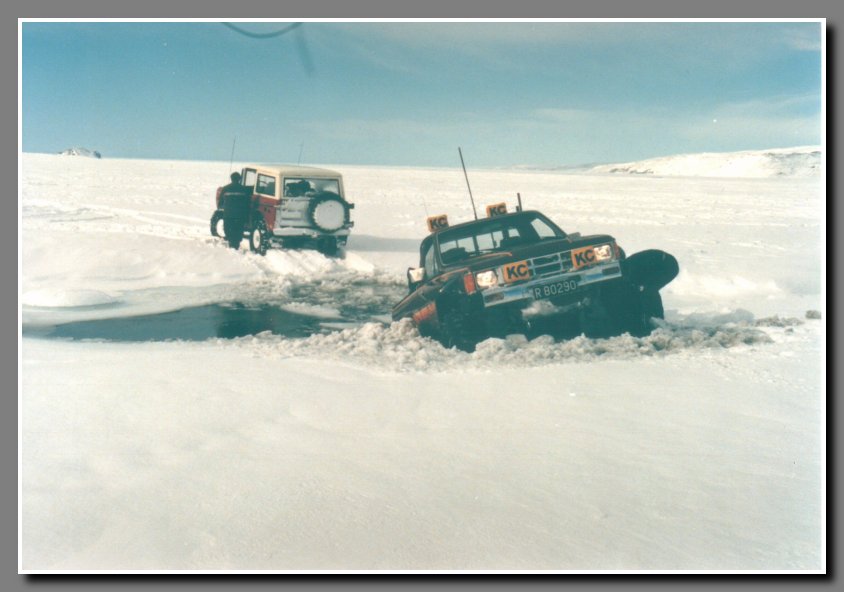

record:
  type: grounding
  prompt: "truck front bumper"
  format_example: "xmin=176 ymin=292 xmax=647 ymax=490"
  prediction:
xmin=479 ymin=262 xmax=623 ymax=308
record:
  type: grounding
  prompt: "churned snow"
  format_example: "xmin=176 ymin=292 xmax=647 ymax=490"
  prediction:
xmin=19 ymin=149 xmax=825 ymax=572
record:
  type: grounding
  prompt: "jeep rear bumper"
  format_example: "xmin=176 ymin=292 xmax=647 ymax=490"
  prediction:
xmin=270 ymin=226 xmax=353 ymax=239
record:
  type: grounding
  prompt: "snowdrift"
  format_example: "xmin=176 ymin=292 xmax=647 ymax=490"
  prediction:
xmin=589 ymin=146 xmax=821 ymax=178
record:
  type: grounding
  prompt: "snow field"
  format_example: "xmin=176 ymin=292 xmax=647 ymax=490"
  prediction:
xmin=20 ymin=151 xmax=824 ymax=571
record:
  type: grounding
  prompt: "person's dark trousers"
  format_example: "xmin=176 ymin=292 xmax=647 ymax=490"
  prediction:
xmin=224 ymin=217 xmax=246 ymax=249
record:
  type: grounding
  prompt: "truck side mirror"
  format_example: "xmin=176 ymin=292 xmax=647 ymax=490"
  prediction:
xmin=407 ymin=267 xmax=426 ymax=291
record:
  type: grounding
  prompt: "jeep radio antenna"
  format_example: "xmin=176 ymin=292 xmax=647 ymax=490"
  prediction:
xmin=458 ymin=147 xmax=478 ymax=220
xmin=228 ymin=136 xmax=237 ymax=173
xmin=517 ymin=192 xmax=523 ymax=212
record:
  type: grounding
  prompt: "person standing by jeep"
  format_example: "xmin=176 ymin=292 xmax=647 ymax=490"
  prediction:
xmin=220 ymin=171 xmax=253 ymax=249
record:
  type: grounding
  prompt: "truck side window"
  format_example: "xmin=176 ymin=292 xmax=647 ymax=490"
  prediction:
xmin=531 ymin=217 xmax=563 ymax=239
xmin=423 ymin=244 xmax=437 ymax=277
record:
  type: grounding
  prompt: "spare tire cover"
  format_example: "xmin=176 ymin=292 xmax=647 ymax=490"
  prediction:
xmin=308 ymin=194 xmax=347 ymax=232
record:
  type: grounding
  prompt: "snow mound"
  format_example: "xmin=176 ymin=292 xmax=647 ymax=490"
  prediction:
xmin=222 ymin=316 xmax=785 ymax=373
xmin=58 ymin=147 xmax=102 ymax=158
xmin=21 ymin=288 xmax=120 ymax=308
xmin=590 ymin=146 xmax=821 ymax=178
xmin=669 ymin=272 xmax=783 ymax=299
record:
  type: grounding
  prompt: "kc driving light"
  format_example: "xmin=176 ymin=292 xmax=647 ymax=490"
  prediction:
xmin=475 ymin=270 xmax=499 ymax=289
xmin=593 ymin=244 xmax=613 ymax=261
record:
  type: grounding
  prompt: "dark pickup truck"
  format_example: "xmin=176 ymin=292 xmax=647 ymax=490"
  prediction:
xmin=392 ymin=206 xmax=679 ymax=351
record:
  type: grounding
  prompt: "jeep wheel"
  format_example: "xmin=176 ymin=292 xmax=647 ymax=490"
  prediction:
xmin=210 ymin=210 xmax=225 ymax=238
xmin=317 ymin=237 xmax=339 ymax=257
xmin=248 ymin=220 xmax=268 ymax=256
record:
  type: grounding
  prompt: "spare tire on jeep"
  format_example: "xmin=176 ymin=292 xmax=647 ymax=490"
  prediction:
xmin=307 ymin=192 xmax=349 ymax=232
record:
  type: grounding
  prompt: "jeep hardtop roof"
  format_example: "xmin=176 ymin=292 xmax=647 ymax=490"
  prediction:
xmin=246 ymin=164 xmax=343 ymax=178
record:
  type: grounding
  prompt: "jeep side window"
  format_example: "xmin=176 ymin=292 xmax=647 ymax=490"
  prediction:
xmin=256 ymin=174 xmax=277 ymax=197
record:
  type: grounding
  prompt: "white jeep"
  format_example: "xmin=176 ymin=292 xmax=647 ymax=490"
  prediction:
xmin=211 ymin=164 xmax=354 ymax=256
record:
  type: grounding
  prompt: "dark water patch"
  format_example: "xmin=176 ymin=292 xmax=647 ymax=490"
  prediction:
xmin=23 ymin=304 xmax=347 ymax=342
xmin=287 ymin=277 xmax=404 ymax=319
xmin=23 ymin=275 xmax=409 ymax=343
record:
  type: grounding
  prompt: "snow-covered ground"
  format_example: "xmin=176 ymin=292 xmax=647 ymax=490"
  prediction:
xmin=589 ymin=145 xmax=821 ymax=178
xmin=19 ymin=149 xmax=825 ymax=572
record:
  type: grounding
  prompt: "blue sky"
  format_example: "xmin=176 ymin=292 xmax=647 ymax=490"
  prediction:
xmin=20 ymin=20 xmax=823 ymax=167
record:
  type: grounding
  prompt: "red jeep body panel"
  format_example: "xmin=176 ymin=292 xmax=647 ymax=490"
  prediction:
xmin=253 ymin=194 xmax=277 ymax=229
xmin=215 ymin=186 xmax=277 ymax=229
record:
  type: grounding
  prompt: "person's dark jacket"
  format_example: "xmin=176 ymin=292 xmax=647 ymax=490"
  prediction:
xmin=220 ymin=182 xmax=253 ymax=219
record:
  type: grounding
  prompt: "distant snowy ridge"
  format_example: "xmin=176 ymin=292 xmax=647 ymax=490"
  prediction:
xmin=589 ymin=146 xmax=821 ymax=178
xmin=58 ymin=147 xmax=101 ymax=158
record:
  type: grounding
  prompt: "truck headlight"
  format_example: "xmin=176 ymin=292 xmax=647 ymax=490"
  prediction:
xmin=593 ymin=244 xmax=613 ymax=261
xmin=475 ymin=270 xmax=498 ymax=289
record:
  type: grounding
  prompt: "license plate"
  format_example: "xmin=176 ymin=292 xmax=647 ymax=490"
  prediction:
xmin=532 ymin=278 xmax=579 ymax=300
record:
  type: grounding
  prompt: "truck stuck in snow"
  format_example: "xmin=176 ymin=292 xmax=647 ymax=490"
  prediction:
xmin=392 ymin=202 xmax=679 ymax=351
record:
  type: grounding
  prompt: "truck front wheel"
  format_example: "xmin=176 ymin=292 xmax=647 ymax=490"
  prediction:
xmin=601 ymin=282 xmax=665 ymax=337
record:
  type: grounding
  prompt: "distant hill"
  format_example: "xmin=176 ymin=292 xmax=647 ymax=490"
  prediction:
xmin=59 ymin=147 xmax=102 ymax=158
xmin=588 ymin=146 xmax=821 ymax=178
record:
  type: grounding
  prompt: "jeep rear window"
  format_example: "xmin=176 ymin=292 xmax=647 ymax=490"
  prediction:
xmin=284 ymin=178 xmax=341 ymax=197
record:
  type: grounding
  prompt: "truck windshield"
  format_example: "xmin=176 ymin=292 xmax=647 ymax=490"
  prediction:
xmin=436 ymin=213 xmax=564 ymax=264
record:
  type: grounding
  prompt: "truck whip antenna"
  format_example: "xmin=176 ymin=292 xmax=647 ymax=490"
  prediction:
xmin=458 ymin=147 xmax=478 ymax=220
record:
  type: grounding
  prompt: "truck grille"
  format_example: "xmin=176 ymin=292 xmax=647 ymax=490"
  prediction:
xmin=528 ymin=251 xmax=573 ymax=278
